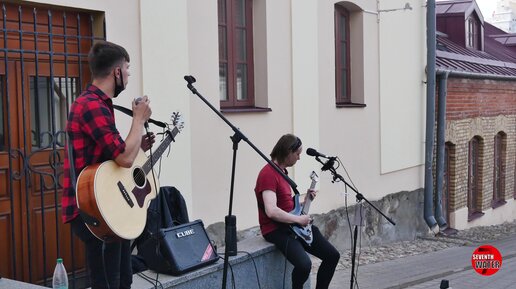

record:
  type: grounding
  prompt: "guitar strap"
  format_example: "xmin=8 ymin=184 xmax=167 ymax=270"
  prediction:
xmin=113 ymin=104 xmax=167 ymax=128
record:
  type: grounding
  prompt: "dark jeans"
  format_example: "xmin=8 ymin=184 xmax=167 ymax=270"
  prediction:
xmin=264 ymin=225 xmax=340 ymax=289
xmin=71 ymin=217 xmax=132 ymax=289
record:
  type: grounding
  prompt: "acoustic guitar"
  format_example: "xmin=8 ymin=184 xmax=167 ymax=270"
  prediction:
xmin=76 ymin=113 xmax=184 ymax=241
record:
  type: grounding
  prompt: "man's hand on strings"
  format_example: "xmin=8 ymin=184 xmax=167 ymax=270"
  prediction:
xmin=141 ymin=132 xmax=155 ymax=152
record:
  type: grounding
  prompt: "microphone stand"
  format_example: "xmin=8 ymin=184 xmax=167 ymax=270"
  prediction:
xmin=184 ymin=75 xmax=300 ymax=289
xmin=314 ymin=157 xmax=395 ymax=289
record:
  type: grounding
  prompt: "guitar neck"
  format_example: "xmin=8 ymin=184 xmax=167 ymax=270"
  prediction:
xmin=142 ymin=127 xmax=179 ymax=174
xmin=301 ymin=178 xmax=318 ymax=215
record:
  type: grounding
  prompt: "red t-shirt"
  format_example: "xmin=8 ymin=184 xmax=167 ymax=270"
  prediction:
xmin=255 ymin=163 xmax=294 ymax=235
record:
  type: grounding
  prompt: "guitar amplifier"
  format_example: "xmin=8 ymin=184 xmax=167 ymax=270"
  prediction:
xmin=139 ymin=220 xmax=219 ymax=275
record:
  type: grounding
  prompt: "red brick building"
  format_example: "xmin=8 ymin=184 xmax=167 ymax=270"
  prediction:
xmin=436 ymin=0 xmax=516 ymax=230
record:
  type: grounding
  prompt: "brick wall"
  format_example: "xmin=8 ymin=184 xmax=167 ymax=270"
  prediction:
xmin=446 ymin=78 xmax=516 ymax=120
xmin=444 ymin=78 xmax=516 ymax=221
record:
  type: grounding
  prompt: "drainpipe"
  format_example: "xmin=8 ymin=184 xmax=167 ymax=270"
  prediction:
xmin=435 ymin=71 xmax=449 ymax=229
xmin=424 ymin=0 xmax=438 ymax=233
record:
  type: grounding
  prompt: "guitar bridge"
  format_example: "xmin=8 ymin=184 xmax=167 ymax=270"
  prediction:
xmin=117 ymin=181 xmax=134 ymax=208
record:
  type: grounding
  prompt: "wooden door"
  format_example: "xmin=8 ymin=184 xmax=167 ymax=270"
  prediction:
xmin=1 ymin=59 xmax=90 ymax=285
xmin=0 ymin=61 xmax=24 ymax=281
xmin=19 ymin=61 xmax=89 ymax=285
xmin=0 ymin=3 xmax=96 ymax=287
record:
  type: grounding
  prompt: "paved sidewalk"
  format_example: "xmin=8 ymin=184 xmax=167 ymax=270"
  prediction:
xmin=320 ymin=234 xmax=516 ymax=289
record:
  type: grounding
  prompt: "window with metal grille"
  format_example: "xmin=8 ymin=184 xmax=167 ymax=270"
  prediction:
xmin=218 ymin=0 xmax=255 ymax=109
xmin=30 ymin=76 xmax=79 ymax=148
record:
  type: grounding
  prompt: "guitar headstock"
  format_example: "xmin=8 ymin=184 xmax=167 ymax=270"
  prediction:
xmin=308 ymin=170 xmax=319 ymax=194
xmin=171 ymin=112 xmax=185 ymax=132
xmin=309 ymin=171 xmax=319 ymax=183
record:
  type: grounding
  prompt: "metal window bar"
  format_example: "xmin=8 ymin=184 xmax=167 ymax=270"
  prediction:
xmin=1 ymin=3 xmax=104 ymax=288
xmin=2 ymin=3 xmax=18 ymax=282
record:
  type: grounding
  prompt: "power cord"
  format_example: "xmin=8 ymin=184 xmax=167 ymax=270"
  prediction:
xmin=101 ymin=241 xmax=111 ymax=289
xmin=354 ymin=204 xmax=363 ymax=289
xmin=338 ymin=158 xmax=361 ymax=289
xmin=145 ymin=125 xmax=162 ymax=289
xmin=217 ymin=254 xmax=236 ymax=289
xmin=237 ymin=251 xmax=263 ymax=289
xmin=137 ymin=271 xmax=164 ymax=289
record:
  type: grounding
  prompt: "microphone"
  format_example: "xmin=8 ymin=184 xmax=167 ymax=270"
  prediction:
xmin=306 ymin=148 xmax=334 ymax=159
xmin=184 ymin=75 xmax=196 ymax=85
xmin=134 ymin=97 xmax=149 ymax=130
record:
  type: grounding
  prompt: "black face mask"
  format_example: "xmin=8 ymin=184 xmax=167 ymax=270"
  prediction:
xmin=113 ymin=68 xmax=125 ymax=98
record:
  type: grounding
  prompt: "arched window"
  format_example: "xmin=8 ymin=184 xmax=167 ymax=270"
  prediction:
xmin=493 ymin=132 xmax=507 ymax=208
xmin=444 ymin=142 xmax=456 ymax=224
xmin=468 ymin=136 xmax=484 ymax=220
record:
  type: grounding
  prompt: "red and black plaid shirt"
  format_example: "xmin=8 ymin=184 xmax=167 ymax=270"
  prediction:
xmin=62 ymin=84 xmax=126 ymax=223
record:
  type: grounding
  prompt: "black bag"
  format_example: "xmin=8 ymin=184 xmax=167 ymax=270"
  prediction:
xmin=138 ymin=220 xmax=219 ymax=275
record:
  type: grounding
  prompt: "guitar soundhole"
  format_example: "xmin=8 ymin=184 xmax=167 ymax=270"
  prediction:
xmin=133 ymin=167 xmax=146 ymax=188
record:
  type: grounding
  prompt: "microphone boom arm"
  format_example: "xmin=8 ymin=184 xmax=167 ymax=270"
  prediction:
xmin=315 ymin=156 xmax=395 ymax=226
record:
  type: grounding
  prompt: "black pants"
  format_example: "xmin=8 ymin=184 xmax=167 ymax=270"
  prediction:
xmin=71 ymin=217 xmax=132 ymax=289
xmin=264 ymin=225 xmax=340 ymax=289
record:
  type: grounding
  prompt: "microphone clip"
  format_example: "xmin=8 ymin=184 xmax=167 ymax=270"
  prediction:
xmin=321 ymin=157 xmax=336 ymax=171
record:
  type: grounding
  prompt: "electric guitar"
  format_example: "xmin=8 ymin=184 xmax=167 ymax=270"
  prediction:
xmin=290 ymin=171 xmax=319 ymax=245
xmin=76 ymin=113 xmax=184 ymax=241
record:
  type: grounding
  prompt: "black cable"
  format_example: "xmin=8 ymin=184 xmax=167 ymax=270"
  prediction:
xmin=145 ymin=125 xmax=159 ymax=195
xmin=137 ymin=271 xmax=164 ymax=289
xmin=354 ymin=204 xmax=363 ymax=289
xmin=237 ymin=251 xmax=263 ymax=289
xmin=343 ymin=185 xmax=358 ymax=289
xmin=145 ymin=125 xmax=162 ymax=289
xmin=101 ymin=241 xmax=111 ymax=289
xmin=217 ymin=253 xmax=236 ymax=289
xmin=155 ymin=127 xmax=169 ymax=178
xmin=338 ymin=159 xmax=361 ymax=289
xmin=229 ymin=260 xmax=236 ymax=289
xmin=155 ymin=272 xmax=161 ymax=289
xmin=337 ymin=156 xmax=358 ymax=192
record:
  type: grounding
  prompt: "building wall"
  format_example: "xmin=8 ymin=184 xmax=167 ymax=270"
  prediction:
xmin=139 ymin=0 xmax=428 ymax=230
xmin=26 ymin=0 xmax=144 ymax=103
xmin=445 ymin=78 xmax=516 ymax=230
xmin=21 ymin=0 xmax=427 ymax=231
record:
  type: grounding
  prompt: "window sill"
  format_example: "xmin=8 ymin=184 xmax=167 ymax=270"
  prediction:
xmin=491 ymin=200 xmax=507 ymax=209
xmin=221 ymin=106 xmax=272 ymax=113
xmin=336 ymin=103 xmax=366 ymax=108
xmin=467 ymin=211 xmax=485 ymax=222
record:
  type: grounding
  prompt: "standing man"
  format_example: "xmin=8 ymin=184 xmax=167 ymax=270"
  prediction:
xmin=63 ymin=40 xmax=154 ymax=289
xmin=255 ymin=134 xmax=340 ymax=289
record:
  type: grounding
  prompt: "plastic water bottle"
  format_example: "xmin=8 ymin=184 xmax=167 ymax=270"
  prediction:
xmin=52 ymin=258 xmax=68 ymax=289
